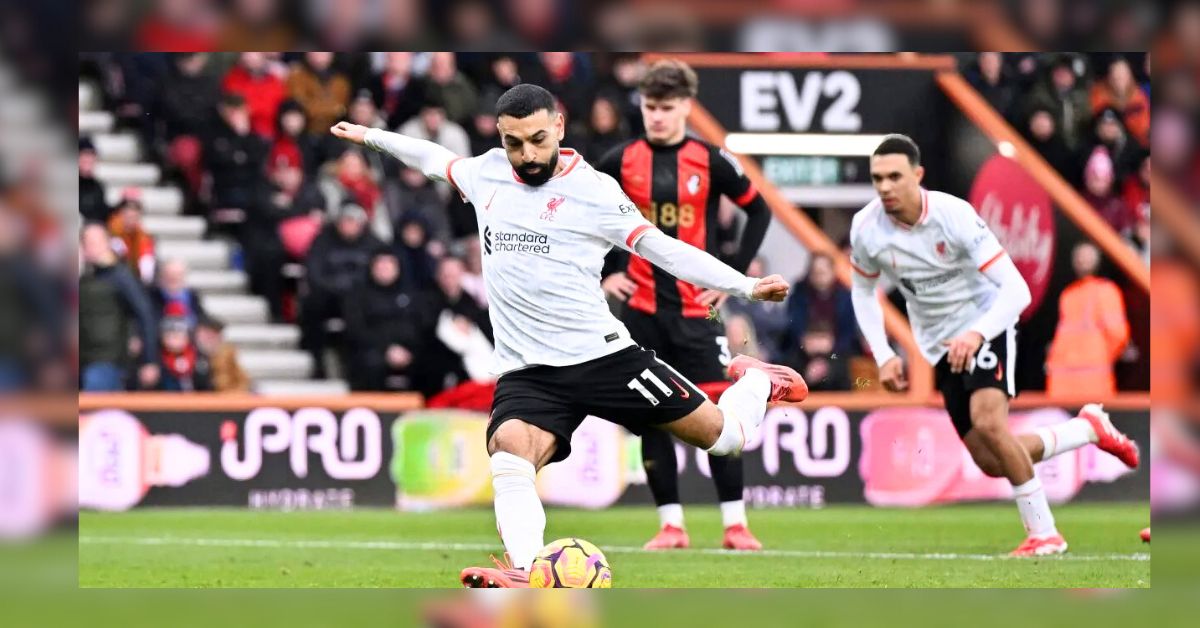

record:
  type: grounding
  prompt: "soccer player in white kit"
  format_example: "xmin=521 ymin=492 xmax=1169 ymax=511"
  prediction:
xmin=850 ymin=135 xmax=1140 ymax=556
xmin=330 ymin=84 xmax=808 ymax=587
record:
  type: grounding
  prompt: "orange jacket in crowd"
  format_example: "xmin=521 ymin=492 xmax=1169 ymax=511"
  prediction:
xmin=107 ymin=213 xmax=156 ymax=284
xmin=1089 ymin=82 xmax=1150 ymax=147
xmin=1045 ymin=276 xmax=1130 ymax=398
xmin=1150 ymin=259 xmax=1200 ymax=404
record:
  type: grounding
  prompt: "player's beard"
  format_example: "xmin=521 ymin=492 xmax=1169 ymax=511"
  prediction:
xmin=515 ymin=149 xmax=559 ymax=186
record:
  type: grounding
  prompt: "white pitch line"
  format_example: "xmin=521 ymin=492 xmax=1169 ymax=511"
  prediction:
xmin=79 ymin=536 xmax=1150 ymax=562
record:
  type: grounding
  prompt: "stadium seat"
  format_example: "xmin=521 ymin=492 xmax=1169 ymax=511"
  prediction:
xmin=201 ymin=294 xmax=270 ymax=325
xmin=104 ymin=186 xmax=184 ymax=215
xmin=252 ymin=379 xmax=351 ymax=396
xmin=141 ymin=215 xmax=207 ymax=241
xmin=166 ymin=240 xmax=233 ymax=271
xmin=236 ymin=349 xmax=315 ymax=380
xmin=185 ymin=269 xmax=249 ymax=295
xmin=92 ymin=161 xmax=161 ymax=187
xmin=91 ymin=132 xmax=141 ymax=162
xmin=222 ymin=324 xmax=301 ymax=350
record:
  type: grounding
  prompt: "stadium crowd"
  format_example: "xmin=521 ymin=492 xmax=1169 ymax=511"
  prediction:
xmin=73 ymin=52 xmax=1150 ymax=398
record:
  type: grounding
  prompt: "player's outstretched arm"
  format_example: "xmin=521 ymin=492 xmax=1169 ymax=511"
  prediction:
xmin=330 ymin=121 xmax=460 ymax=182
xmin=850 ymin=270 xmax=907 ymax=390
xmin=631 ymin=229 xmax=787 ymax=302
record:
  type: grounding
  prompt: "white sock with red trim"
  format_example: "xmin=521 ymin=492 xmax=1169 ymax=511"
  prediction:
xmin=707 ymin=369 xmax=770 ymax=456
xmin=1033 ymin=418 xmax=1097 ymax=461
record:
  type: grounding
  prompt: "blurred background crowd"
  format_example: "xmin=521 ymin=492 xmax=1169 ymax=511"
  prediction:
xmin=69 ymin=50 xmax=1153 ymax=400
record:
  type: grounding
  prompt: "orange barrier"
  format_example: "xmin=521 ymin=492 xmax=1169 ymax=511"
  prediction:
xmin=644 ymin=52 xmax=955 ymax=71
xmin=935 ymin=71 xmax=1150 ymax=292
xmin=76 ymin=392 xmax=1149 ymax=413
xmin=1149 ymin=172 xmax=1200 ymax=267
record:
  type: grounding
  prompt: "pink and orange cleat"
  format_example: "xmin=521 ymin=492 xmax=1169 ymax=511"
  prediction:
xmin=727 ymin=355 xmax=809 ymax=403
xmin=722 ymin=523 xmax=763 ymax=551
xmin=460 ymin=553 xmax=530 ymax=588
xmin=1078 ymin=403 xmax=1140 ymax=469
xmin=643 ymin=524 xmax=690 ymax=550
xmin=1010 ymin=533 xmax=1069 ymax=557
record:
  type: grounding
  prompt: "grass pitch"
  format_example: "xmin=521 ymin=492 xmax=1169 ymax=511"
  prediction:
xmin=79 ymin=503 xmax=1149 ymax=588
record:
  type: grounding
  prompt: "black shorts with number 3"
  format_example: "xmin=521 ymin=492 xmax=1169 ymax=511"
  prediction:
xmin=487 ymin=346 xmax=706 ymax=464
xmin=935 ymin=327 xmax=1017 ymax=438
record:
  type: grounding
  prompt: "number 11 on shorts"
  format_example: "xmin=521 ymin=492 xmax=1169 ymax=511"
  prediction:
xmin=627 ymin=369 xmax=672 ymax=406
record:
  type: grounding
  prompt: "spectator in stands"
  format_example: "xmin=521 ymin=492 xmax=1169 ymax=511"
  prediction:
xmin=384 ymin=166 xmax=453 ymax=245
xmin=301 ymin=202 xmax=383 ymax=378
xmin=459 ymin=234 xmax=488 ymax=308
xmin=484 ymin=54 xmax=522 ymax=95
xmin=133 ymin=0 xmax=220 ymax=51
xmin=1021 ymin=105 xmax=1077 ymax=183
xmin=1089 ymin=107 xmax=1141 ymax=182
xmin=287 ymin=51 xmax=351 ymax=136
xmin=151 ymin=258 xmax=209 ymax=330
xmin=194 ymin=314 xmax=250 ymax=392
xmin=1123 ymin=154 xmax=1151 ymax=257
xmin=205 ymin=92 xmax=269 ymax=213
xmin=79 ymin=223 xmax=159 ymax=391
xmin=1026 ymin=54 xmax=1092 ymax=152
xmin=600 ymin=53 xmax=647 ymax=136
xmin=270 ymin=99 xmax=328 ymax=180
xmin=528 ymin=52 xmax=594 ymax=140
xmin=1081 ymin=147 xmax=1136 ymax=240
xmin=392 ymin=213 xmax=439 ymax=292
xmin=348 ymin=88 xmax=388 ymax=131
xmin=157 ymin=310 xmax=212 ymax=392
xmin=79 ymin=138 xmax=111 ymax=224
xmin=1045 ymin=242 xmax=1129 ymax=398
xmin=723 ymin=258 xmax=791 ymax=362
xmin=586 ymin=95 xmax=628 ymax=161
xmin=106 ymin=197 xmax=156 ymax=284
xmin=0 ymin=210 xmax=63 ymax=391
xmin=155 ymin=52 xmax=219 ymax=145
xmin=423 ymin=52 xmax=478 ymax=125
xmin=343 ymin=249 xmax=429 ymax=391
xmin=967 ymin=52 xmax=1018 ymax=122
xmin=217 ymin=0 xmax=297 ymax=50
xmin=782 ymin=253 xmax=856 ymax=391
xmin=254 ymin=151 xmax=327 ymax=320
xmin=467 ymin=91 xmax=501 ymax=158
xmin=370 ymin=52 xmax=426 ymax=131
xmin=399 ymin=98 xmax=472 ymax=204
xmin=447 ymin=0 xmax=524 ymax=52
xmin=417 ymin=255 xmax=494 ymax=396
xmin=1090 ymin=56 xmax=1150 ymax=147
xmin=320 ymin=147 xmax=390 ymax=242
xmin=221 ymin=52 xmax=289 ymax=140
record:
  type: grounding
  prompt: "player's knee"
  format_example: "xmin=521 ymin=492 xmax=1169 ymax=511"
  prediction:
xmin=487 ymin=419 xmax=554 ymax=463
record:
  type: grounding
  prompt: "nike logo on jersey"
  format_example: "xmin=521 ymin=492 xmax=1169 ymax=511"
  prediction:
xmin=670 ymin=378 xmax=691 ymax=399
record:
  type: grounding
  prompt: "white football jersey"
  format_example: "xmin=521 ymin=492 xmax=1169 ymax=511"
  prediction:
xmin=447 ymin=147 xmax=656 ymax=375
xmin=849 ymin=188 xmax=1009 ymax=364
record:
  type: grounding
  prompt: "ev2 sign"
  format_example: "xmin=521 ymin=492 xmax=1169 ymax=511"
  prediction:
xmin=739 ymin=70 xmax=863 ymax=132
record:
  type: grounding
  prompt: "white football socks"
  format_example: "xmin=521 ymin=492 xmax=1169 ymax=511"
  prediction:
xmin=657 ymin=503 xmax=684 ymax=528
xmin=720 ymin=500 xmax=748 ymax=528
xmin=707 ymin=368 xmax=770 ymax=456
xmin=1034 ymin=418 xmax=1098 ymax=461
xmin=490 ymin=452 xmax=544 ymax=571
xmin=1012 ymin=477 xmax=1058 ymax=538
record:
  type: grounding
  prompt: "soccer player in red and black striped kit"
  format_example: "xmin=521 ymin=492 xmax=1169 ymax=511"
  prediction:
xmin=596 ymin=60 xmax=776 ymax=550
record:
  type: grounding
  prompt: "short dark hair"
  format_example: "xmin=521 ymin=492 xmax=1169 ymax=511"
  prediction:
xmin=638 ymin=59 xmax=699 ymax=100
xmin=872 ymin=134 xmax=921 ymax=166
xmin=495 ymin=83 xmax=557 ymax=119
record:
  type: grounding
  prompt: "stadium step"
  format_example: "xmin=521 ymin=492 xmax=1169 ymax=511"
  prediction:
xmin=142 ymin=214 xmax=207 ymax=240
xmin=105 ymin=186 xmax=184 ymax=215
xmin=186 ymin=269 xmax=248 ymax=294
xmin=166 ymin=240 xmax=232 ymax=271
xmin=79 ymin=110 xmax=114 ymax=135
xmin=202 ymin=294 xmax=268 ymax=325
xmin=223 ymin=324 xmax=301 ymax=350
xmin=252 ymin=379 xmax=350 ymax=396
xmin=237 ymin=349 xmax=315 ymax=381
xmin=90 ymin=132 xmax=141 ymax=162
xmin=93 ymin=161 xmax=160 ymax=187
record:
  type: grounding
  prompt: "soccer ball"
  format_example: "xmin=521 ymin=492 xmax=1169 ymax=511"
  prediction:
xmin=528 ymin=538 xmax=613 ymax=588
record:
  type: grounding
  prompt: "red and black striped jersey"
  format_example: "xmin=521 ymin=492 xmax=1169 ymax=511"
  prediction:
xmin=595 ymin=135 xmax=766 ymax=319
